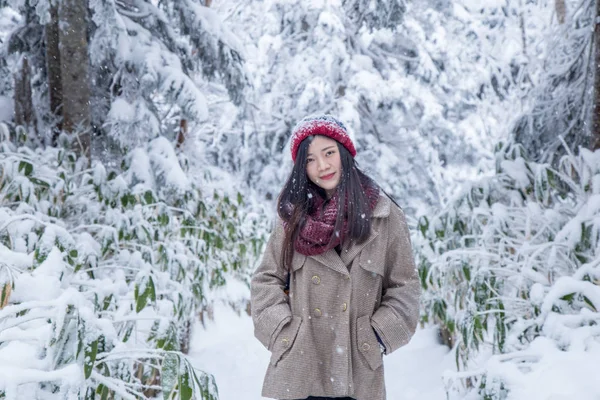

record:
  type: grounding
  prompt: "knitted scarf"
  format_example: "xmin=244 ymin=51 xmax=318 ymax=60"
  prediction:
xmin=292 ymin=181 xmax=380 ymax=256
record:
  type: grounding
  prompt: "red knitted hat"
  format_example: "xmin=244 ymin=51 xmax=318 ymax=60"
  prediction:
xmin=290 ymin=115 xmax=356 ymax=162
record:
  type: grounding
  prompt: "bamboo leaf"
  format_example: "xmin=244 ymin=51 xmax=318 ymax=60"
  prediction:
xmin=136 ymin=286 xmax=150 ymax=313
xmin=18 ymin=161 xmax=33 ymax=176
xmin=162 ymin=353 xmax=179 ymax=400
xmin=84 ymin=338 xmax=98 ymax=379
xmin=180 ymin=368 xmax=193 ymax=400
xmin=144 ymin=190 xmax=155 ymax=204
xmin=148 ymin=276 xmax=156 ymax=302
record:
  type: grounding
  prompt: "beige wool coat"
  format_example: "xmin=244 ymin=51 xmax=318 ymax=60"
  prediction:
xmin=250 ymin=194 xmax=421 ymax=400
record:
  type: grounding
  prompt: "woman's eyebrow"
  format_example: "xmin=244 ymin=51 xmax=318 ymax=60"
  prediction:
xmin=307 ymin=146 xmax=336 ymax=156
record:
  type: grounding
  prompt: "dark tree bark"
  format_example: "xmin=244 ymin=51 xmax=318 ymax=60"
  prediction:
xmin=13 ymin=56 xmax=36 ymax=132
xmin=46 ymin=4 xmax=63 ymax=145
xmin=519 ymin=12 xmax=527 ymax=57
xmin=591 ymin=0 xmax=600 ymax=150
xmin=176 ymin=119 xmax=188 ymax=148
xmin=555 ymin=0 xmax=566 ymax=24
xmin=59 ymin=0 xmax=91 ymax=161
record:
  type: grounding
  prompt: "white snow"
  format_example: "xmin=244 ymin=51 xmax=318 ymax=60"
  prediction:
xmin=481 ymin=337 xmax=600 ymax=400
xmin=147 ymin=136 xmax=191 ymax=192
xmin=501 ymin=158 xmax=530 ymax=189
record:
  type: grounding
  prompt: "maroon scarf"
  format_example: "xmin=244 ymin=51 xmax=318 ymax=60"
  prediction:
xmin=291 ymin=181 xmax=380 ymax=256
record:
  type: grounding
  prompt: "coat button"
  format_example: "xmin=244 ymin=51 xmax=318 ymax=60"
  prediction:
xmin=312 ymin=275 xmax=321 ymax=285
xmin=361 ymin=343 xmax=370 ymax=351
xmin=314 ymin=308 xmax=322 ymax=317
xmin=282 ymin=338 xmax=290 ymax=347
xmin=341 ymin=302 xmax=347 ymax=312
xmin=344 ymin=275 xmax=350 ymax=280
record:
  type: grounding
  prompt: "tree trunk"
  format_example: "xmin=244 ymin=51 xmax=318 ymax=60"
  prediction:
xmin=59 ymin=0 xmax=91 ymax=161
xmin=46 ymin=3 xmax=63 ymax=145
xmin=591 ymin=0 xmax=600 ymax=150
xmin=176 ymin=119 xmax=188 ymax=148
xmin=555 ymin=0 xmax=566 ymax=24
xmin=519 ymin=11 xmax=527 ymax=57
xmin=13 ymin=56 xmax=36 ymax=132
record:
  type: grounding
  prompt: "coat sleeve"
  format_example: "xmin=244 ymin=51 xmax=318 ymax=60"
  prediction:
xmin=370 ymin=205 xmax=421 ymax=354
xmin=250 ymin=217 xmax=292 ymax=350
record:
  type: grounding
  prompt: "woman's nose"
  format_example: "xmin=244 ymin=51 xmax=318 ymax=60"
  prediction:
xmin=317 ymin=158 xmax=329 ymax=171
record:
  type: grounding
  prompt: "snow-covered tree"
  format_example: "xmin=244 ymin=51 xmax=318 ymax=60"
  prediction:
xmin=342 ymin=0 xmax=406 ymax=30
xmin=88 ymin=0 xmax=246 ymax=152
xmin=205 ymin=0 xmax=554 ymax=215
xmin=512 ymin=0 xmax=595 ymax=162
xmin=1 ymin=0 xmax=246 ymax=156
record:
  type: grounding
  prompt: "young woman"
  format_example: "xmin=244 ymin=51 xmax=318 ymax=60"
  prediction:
xmin=250 ymin=115 xmax=421 ymax=400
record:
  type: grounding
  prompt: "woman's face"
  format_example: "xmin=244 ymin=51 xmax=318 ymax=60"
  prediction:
xmin=306 ymin=135 xmax=342 ymax=199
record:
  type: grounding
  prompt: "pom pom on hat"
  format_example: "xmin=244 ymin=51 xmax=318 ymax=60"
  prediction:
xmin=290 ymin=114 xmax=356 ymax=162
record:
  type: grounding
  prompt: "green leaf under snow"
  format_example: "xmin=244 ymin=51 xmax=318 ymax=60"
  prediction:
xmin=162 ymin=353 xmax=179 ymax=400
xmin=18 ymin=160 xmax=33 ymax=176
xmin=84 ymin=338 xmax=98 ymax=379
xmin=179 ymin=369 xmax=193 ymax=400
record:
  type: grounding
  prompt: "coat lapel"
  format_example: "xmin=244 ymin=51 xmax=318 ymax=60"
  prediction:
xmin=341 ymin=194 xmax=391 ymax=264
xmin=309 ymin=249 xmax=348 ymax=275
xmin=308 ymin=194 xmax=391 ymax=272
xmin=340 ymin=228 xmax=379 ymax=266
xmin=371 ymin=193 xmax=391 ymax=219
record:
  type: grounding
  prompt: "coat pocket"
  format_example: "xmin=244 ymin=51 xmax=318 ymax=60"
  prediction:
xmin=356 ymin=315 xmax=383 ymax=371
xmin=269 ymin=316 xmax=303 ymax=366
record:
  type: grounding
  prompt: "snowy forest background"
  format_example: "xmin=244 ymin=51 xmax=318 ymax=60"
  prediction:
xmin=1 ymin=0 xmax=599 ymax=399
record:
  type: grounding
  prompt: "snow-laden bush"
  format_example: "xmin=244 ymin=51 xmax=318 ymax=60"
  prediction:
xmin=0 ymin=131 xmax=266 ymax=399
xmin=416 ymin=141 xmax=600 ymax=399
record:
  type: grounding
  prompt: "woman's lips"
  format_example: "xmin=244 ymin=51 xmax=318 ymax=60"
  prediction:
xmin=320 ymin=172 xmax=335 ymax=180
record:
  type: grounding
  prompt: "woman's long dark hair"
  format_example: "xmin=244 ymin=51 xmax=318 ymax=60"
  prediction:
xmin=277 ymin=135 xmax=379 ymax=272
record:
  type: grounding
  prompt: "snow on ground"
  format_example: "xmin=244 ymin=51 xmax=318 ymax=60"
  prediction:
xmin=189 ymin=302 xmax=454 ymax=400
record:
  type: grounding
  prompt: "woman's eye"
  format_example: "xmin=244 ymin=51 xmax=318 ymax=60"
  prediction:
xmin=326 ymin=151 xmax=335 ymax=156
xmin=307 ymin=159 xmax=313 ymax=163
